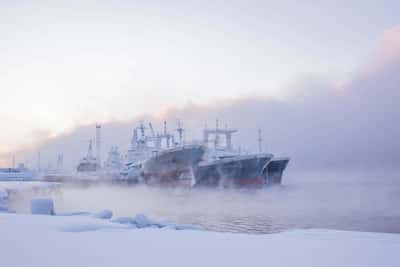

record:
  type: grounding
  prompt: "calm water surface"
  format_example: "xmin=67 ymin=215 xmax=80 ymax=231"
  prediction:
xmin=7 ymin=171 xmax=400 ymax=234
xmin=53 ymin=171 xmax=400 ymax=234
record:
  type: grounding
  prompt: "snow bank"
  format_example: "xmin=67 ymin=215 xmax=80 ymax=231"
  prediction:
xmin=92 ymin=209 xmax=113 ymax=219
xmin=30 ymin=198 xmax=55 ymax=215
xmin=111 ymin=213 xmax=202 ymax=230
xmin=0 ymin=188 xmax=8 ymax=211
xmin=0 ymin=213 xmax=399 ymax=267
xmin=56 ymin=211 xmax=91 ymax=216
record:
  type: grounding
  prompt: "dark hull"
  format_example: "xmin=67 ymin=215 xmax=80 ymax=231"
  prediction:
xmin=142 ymin=145 xmax=205 ymax=186
xmin=194 ymin=154 xmax=273 ymax=188
xmin=76 ymin=163 xmax=99 ymax=172
xmin=264 ymin=158 xmax=290 ymax=185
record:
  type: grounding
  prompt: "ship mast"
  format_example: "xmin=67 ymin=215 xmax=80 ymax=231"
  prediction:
xmin=130 ymin=128 xmax=138 ymax=149
xmin=176 ymin=120 xmax=184 ymax=145
xmin=164 ymin=121 xmax=170 ymax=148
xmin=214 ymin=119 xmax=220 ymax=149
xmin=258 ymin=128 xmax=263 ymax=153
xmin=37 ymin=151 xmax=41 ymax=172
xmin=87 ymin=139 xmax=94 ymax=158
xmin=96 ymin=124 xmax=101 ymax=168
xmin=138 ymin=121 xmax=146 ymax=140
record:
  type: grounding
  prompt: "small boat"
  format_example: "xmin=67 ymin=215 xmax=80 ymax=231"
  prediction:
xmin=0 ymin=163 xmax=35 ymax=181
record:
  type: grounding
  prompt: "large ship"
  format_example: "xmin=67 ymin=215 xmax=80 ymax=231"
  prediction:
xmin=193 ymin=122 xmax=289 ymax=188
xmin=119 ymin=122 xmax=164 ymax=183
xmin=194 ymin=153 xmax=273 ymax=188
xmin=103 ymin=146 xmax=123 ymax=179
xmin=76 ymin=140 xmax=99 ymax=172
xmin=264 ymin=157 xmax=290 ymax=185
xmin=142 ymin=144 xmax=205 ymax=186
xmin=141 ymin=121 xmax=206 ymax=186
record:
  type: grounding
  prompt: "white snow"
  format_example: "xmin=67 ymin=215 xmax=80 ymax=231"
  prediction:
xmin=110 ymin=213 xmax=202 ymax=230
xmin=1 ymin=213 xmax=399 ymax=267
xmin=0 ymin=187 xmax=8 ymax=211
xmin=0 ymin=181 xmax=60 ymax=192
xmin=92 ymin=209 xmax=113 ymax=219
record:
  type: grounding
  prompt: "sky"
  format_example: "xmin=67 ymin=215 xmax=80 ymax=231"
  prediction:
xmin=0 ymin=1 xmax=399 ymax=169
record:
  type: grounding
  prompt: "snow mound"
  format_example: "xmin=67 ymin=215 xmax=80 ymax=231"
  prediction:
xmin=112 ymin=214 xmax=202 ymax=230
xmin=0 ymin=188 xmax=8 ymax=212
xmin=56 ymin=211 xmax=91 ymax=216
xmin=163 ymin=223 xmax=203 ymax=231
xmin=92 ymin=209 xmax=113 ymax=219
xmin=110 ymin=217 xmax=136 ymax=225
xmin=132 ymin=214 xmax=157 ymax=228
xmin=30 ymin=198 xmax=55 ymax=215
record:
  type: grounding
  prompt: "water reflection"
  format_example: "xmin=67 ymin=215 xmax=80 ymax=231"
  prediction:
xmin=8 ymin=171 xmax=400 ymax=234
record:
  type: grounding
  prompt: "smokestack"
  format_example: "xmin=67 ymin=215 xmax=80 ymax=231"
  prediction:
xmin=37 ymin=151 xmax=41 ymax=172
xmin=96 ymin=124 xmax=101 ymax=168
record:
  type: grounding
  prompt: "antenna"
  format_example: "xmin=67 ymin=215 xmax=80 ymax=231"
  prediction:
xmin=258 ymin=128 xmax=262 ymax=153
xmin=96 ymin=124 xmax=101 ymax=168
xmin=149 ymin=123 xmax=155 ymax=138
xmin=164 ymin=121 xmax=170 ymax=148
xmin=37 ymin=151 xmax=41 ymax=172
xmin=57 ymin=154 xmax=63 ymax=171
xmin=87 ymin=139 xmax=93 ymax=158
xmin=138 ymin=121 xmax=146 ymax=139
xmin=214 ymin=119 xmax=220 ymax=149
xmin=176 ymin=120 xmax=184 ymax=145
xmin=131 ymin=128 xmax=138 ymax=149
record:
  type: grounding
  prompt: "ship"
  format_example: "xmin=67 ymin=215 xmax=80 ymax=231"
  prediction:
xmin=76 ymin=140 xmax=99 ymax=172
xmin=41 ymin=154 xmax=74 ymax=182
xmin=264 ymin=157 xmax=290 ymax=185
xmin=0 ymin=163 xmax=35 ymax=181
xmin=142 ymin=144 xmax=205 ymax=186
xmin=193 ymin=122 xmax=289 ymax=188
xmin=119 ymin=122 xmax=163 ymax=183
xmin=103 ymin=146 xmax=123 ymax=179
xmin=141 ymin=121 xmax=206 ymax=186
xmin=194 ymin=153 xmax=273 ymax=188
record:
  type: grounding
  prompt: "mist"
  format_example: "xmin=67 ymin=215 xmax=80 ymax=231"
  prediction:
xmin=7 ymin=168 xmax=398 ymax=234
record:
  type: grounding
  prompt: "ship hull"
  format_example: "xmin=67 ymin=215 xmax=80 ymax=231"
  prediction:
xmin=193 ymin=154 xmax=273 ymax=188
xmin=142 ymin=145 xmax=205 ymax=186
xmin=264 ymin=158 xmax=290 ymax=185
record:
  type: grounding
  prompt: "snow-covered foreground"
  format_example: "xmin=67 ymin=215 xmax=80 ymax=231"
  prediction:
xmin=1 ymin=213 xmax=399 ymax=267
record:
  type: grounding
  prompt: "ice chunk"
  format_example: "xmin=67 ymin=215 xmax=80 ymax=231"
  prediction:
xmin=169 ymin=223 xmax=203 ymax=231
xmin=110 ymin=213 xmax=202 ymax=231
xmin=56 ymin=211 xmax=91 ymax=216
xmin=111 ymin=217 xmax=136 ymax=225
xmin=132 ymin=214 xmax=154 ymax=228
xmin=92 ymin=209 xmax=113 ymax=219
xmin=30 ymin=198 xmax=55 ymax=215
xmin=0 ymin=188 xmax=8 ymax=211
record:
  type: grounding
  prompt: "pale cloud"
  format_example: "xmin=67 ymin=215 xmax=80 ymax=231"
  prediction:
xmin=7 ymin=24 xmax=400 ymax=171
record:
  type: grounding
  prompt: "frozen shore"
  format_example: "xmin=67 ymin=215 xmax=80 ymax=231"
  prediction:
xmin=1 ymin=213 xmax=399 ymax=267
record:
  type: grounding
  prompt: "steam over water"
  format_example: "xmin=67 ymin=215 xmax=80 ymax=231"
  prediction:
xmin=49 ymin=170 xmax=400 ymax=234
xmin=10 ymin=170 xmax=399 ymax=234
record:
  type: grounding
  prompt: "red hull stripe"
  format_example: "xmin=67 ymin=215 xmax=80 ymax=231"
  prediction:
xmin=234 ymin=176 xmax=265 ymax=185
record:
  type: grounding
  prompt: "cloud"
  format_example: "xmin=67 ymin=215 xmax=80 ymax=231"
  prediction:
xmin=3 ymin=26 xmax=400 ymax=173
xmin=362 ymin=25 xmax=400 ymax=75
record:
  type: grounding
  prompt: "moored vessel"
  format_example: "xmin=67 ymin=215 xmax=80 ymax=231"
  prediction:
xmin=0 ymin=163 xmax=35 ymax=181
xmin=264 ymin=157 xmax=290 ymax=185
xmin=194 ymin=153 xmax=273 ymax=188
xmin=142 ymin=144 xmax=205 ymax=187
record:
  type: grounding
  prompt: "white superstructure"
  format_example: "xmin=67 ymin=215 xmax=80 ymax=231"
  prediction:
xmin=0 ymin=163 xmax=35 ymax=181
